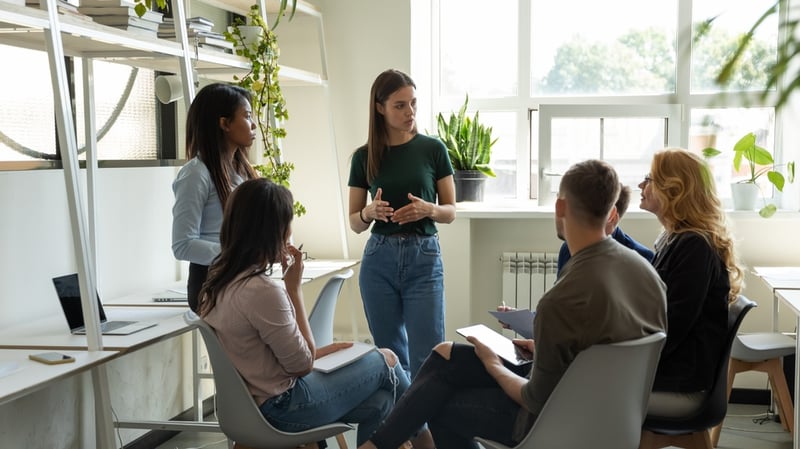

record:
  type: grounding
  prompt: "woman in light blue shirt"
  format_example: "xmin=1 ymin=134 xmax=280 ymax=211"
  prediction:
xmin=172 ymin=83 xmax=259 ymax=312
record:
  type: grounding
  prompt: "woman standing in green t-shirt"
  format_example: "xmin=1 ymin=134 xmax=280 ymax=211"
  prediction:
xmin=348 ymin=69 xmax=457 ymax=378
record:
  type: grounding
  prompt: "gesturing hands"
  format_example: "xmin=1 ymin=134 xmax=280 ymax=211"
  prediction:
xmin=391 ymin=193 xmax=431 ymax=225
xmin=368 ymin=188 xmax=394 ymax=223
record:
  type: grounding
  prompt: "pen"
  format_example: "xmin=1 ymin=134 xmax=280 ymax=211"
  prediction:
xmin=298 ymin=243 xmax=304 ymax=251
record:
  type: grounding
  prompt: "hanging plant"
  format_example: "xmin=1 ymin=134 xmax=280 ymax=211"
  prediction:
xmin=225 ymin=4 xmax=305 ymax=215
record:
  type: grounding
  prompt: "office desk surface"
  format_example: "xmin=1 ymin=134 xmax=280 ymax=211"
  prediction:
xmin=105 ymin=260 xmax=360 ymax=308
xmin=754 ymin=266 xmax=800 ymax=290
xmin=0 ymin=307 xmax=188 ymax=352
xmin=0 ymin=349 xmax=117 ymax=406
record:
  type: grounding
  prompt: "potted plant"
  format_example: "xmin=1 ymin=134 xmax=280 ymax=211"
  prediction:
xmin=436 ymin=95 xmax=497 ymax=202
xmin=703 ymin=132 xmax=795 ymax=217
xmin=225 ymin=4 xmax=305 ymax=215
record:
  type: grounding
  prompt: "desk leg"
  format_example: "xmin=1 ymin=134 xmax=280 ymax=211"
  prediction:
xmin=794 ymin=316 xmax=799 ymax=449
xmin=193 ymin=329 xmax=202 ymax=422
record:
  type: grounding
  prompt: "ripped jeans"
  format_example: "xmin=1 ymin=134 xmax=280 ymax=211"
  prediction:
xmin=258 ymin=349 xmax=411 ymax=446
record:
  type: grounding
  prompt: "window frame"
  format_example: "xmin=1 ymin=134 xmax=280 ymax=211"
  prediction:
xmin=418 ymin=0 xmax=796 ymax=210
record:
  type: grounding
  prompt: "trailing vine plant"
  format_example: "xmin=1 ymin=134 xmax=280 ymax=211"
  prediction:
xmin=224 ymin=4 xmax=305 ymax=215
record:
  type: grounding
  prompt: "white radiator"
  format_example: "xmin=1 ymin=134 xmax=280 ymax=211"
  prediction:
xmin=501 ymin=252 xmax=559 ymax=312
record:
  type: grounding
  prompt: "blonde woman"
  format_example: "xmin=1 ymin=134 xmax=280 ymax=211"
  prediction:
xmin=639 ymin=148 xmax=744 ymax=416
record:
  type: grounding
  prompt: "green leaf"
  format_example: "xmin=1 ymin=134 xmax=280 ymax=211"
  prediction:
xmin=134 ymin=2 xmax=146 ymax=18
xmin=702 ymin=147 xmax=721 ymax=158
xmin=759 ymin=204 xmax=777 ymax=218
xmin=767 ymin=170 xmax=785 ymax=191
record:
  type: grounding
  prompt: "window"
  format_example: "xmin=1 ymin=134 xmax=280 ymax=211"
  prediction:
xmin=421 ymin=0 xmax=785 ymax=207
xmin=0 ymin=47 xmax=164 ymax=165
xmin=535 ymin=105 xmax=681 ymax=203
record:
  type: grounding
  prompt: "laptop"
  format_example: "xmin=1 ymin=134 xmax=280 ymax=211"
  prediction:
xmin=52 ymin=273 xmax=157 ymax=335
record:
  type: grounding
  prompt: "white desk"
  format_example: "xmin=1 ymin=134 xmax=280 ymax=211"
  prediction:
xmin=777 ymin=289 xmax=800 ymax=449
xmin=0 ymin=349 xmax=118 ymax=406
xmin=105 ymin=260 xmax=360 ymax=308
xmin=753 ymin=266 xmax=800 ymax=332
xmin=0 ymin=307 xmax=188 ymax=352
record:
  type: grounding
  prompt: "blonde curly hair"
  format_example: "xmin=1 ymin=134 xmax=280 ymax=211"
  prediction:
xmin=649 ymin=148 xmax=744 ymax=301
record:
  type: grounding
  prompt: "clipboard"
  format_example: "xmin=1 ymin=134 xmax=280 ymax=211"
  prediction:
xmin=456 ymin=324 xmax=533 ymax=366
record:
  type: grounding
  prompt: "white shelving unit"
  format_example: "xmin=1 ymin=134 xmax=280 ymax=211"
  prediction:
xmin=0 ymin=0 xmax=340 ymax=446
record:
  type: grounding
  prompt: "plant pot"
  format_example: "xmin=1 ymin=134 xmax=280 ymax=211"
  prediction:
xmin=454 ymin=170 xmax=487 ymax=202
xmin=731 ymin=182 xmax=760 ymax=211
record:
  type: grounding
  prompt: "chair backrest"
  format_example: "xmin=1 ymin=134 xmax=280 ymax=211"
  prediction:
xmin=644 ymin=295 xmax=757 ymax=433
xmin=477 ymin=332 xmax=666 ymax=449
xmin=308 ymin=269 xmax=354 ymax=347
xmin=183 ymin=311 xmax=351 ymax=449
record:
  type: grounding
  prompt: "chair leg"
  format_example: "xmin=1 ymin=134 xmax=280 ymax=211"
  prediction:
xmin=765 ymin=358 xmax=795 ymax=435
xmin=638 ymin=430 xmax=663 ymax=449
xmin=710 ymin=358 xmax=742 ymax=447
xmin=335 ymin=432 xmax=349 ymax=449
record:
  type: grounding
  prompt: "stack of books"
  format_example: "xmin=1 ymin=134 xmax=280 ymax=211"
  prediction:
xmin=77 ymin=0 xmax=163 ymax=37
xmin=26 ymin=0 xmax=94 ymax=23
xmin=158 ymin=16 xmax=233 ymax=53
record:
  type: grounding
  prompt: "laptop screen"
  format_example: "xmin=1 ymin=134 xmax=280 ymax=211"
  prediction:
xmin=52 ymin=273 xmax=107 ymax=330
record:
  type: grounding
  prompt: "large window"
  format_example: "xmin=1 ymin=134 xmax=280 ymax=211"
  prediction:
xmin=0 ymin=46 xmax=162 ymax=164
xmin=421 ymin=0 xmax=786 ymax=207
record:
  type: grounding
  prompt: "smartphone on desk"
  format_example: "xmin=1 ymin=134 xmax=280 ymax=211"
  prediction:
xmin=29 ymin=352 xmax=75 ymax=365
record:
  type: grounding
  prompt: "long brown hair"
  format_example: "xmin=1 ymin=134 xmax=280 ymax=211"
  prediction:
xmin=363 ymin=69 xmax=417 ymax=183
xmin=198 ymin=178 xmax=294 ymax=316
xmin=649 ymin=148 xmax=744 ymax=300
xmin=186 ymin=83 xmax=258 ymax=210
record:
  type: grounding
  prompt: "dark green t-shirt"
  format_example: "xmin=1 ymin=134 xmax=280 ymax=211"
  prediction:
xmin=348 ymin=134 xmax=454 ymax=236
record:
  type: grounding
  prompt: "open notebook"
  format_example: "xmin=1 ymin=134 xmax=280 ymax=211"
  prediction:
xmin=313 ymin=341 xmax=376 ymax=373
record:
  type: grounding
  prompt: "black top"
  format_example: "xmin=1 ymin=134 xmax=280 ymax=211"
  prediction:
xmin=652 ymin=231 xmax=730 ymax=393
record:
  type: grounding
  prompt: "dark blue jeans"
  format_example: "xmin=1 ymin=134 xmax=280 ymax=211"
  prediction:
xmin=259 ymin=350 xmax=411 ymax=446
xmin=370 ymin=344 xmax=528 ymax=449
xmin=359 ymin=233 xmax=445 ymax=378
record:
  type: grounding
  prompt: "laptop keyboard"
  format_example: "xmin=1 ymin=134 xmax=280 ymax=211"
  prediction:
xmin=100 ymin=321 xmax=134 ymax=332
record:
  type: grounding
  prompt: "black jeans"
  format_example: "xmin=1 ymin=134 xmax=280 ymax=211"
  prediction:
xmin=187 ymin=263 xmax=208 ymax=313
xmin=370 ymin=343 xmax=527 ymax=449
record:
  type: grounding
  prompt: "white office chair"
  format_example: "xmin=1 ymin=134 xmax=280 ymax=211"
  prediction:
xmin=710 ymin=331 xmax=795 ymax=446
xmin=183 ymin=311 xmax=352 ymax=449
xmin=308 ymin=269 xmax=354 ymax=347
xmin=476 ymin=332 xmax=666 ymax=449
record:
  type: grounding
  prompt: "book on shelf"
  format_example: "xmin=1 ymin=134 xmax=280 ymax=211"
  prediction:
xmin=163 ymin=16 xmax=213 ymax=27
xmin=157 ymin=28 xmax=211 ymax=38
xmin=77 ymin=0 xmax=137 ymax=7
xmin=160 ymin=16 xmax=213 ymax=33
xmin=195 ymin=35 xmax=233 ymax=51
xmin=78 ymin=5 xmax=163 ymax=22
xmin=91 ymin=14 xmax=160 ymax=31
xmin=27 ymin=0 xmax=96 ymax=23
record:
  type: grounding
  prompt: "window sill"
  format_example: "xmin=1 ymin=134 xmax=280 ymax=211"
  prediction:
xmin=454 ymin=201 xmax=800 ymax=220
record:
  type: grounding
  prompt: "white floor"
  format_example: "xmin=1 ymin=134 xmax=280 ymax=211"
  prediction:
xmin=152 ymin=403 xmax=790 ymax=449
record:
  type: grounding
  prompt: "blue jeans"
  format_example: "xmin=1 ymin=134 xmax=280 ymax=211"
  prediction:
xmin=258 ymin=350 xmax=411 ymax=446
xmin=359 ymin=233 xmax=445 ymax=378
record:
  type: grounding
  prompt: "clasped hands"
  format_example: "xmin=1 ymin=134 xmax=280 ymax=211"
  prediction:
xmin=364 ymin=187 xmax=431 ymax=225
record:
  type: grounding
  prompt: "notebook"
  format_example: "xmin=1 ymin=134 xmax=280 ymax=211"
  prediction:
xmin=52 ymin=274 xmax=157 ymax=335
xmin=313 ymin=341 xmax=376 ymax=373
xmin=456 ymin=324 xmax=533 ymax=366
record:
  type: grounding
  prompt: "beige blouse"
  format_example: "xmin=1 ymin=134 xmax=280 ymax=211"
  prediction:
xmin=204 ymin=269 xmax=313 ymax=405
